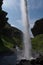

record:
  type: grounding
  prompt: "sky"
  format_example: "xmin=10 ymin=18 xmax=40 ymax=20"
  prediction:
xmin=2 ymin=0 xmax=43 ymax=36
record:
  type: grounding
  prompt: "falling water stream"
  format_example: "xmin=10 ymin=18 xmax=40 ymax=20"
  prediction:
xmin=16 ymin=0 xmax=32 ymax=61
xmin=21 ymin=0 xmax=32 ymax=60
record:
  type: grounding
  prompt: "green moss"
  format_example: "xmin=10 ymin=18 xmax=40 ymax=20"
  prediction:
xmin=0 ymin=34 xmax=23 ymax=51
xmin=31 ymin=34 xmax=43 ymax=52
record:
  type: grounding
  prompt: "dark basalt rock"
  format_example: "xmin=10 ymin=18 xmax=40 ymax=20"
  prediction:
xmin=17 ymin=55 xmax=43 ymax=65
xmin=16 ymin=59 xmax=31 ymax=65
xmin=30 ymin=59 xmax=36 ymax=65
xmin=31 ymin=55 xmax=43 ymax=65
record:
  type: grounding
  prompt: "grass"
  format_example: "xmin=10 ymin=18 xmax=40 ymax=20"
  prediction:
xmin=0 ymin=36 xmax=15 ymax=52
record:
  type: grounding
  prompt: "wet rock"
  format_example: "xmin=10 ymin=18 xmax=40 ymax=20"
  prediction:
xmin=16 ymin=59 xmax=31 ymax=65
xmin=17 ymin=55 xmax=43 ymax=65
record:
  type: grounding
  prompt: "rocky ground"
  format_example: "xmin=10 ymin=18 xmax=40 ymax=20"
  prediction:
xmin=16 ymin=55 xmax=43 ymax=65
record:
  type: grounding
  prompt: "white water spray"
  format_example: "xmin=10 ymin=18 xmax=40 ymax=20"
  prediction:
xmin=21 ymin=0 xmax=32 ymax=60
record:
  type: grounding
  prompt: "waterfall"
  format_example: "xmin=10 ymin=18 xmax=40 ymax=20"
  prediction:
xmin=21 ymin=0 xmax=32 ymax=60
xmin=16 ymin=0 xmax=32 ymax=61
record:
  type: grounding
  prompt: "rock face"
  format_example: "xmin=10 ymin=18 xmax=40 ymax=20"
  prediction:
xmin=0 ymin=0 xmax=23 ymax=41
xmin=0 ymin=0 xmax=8 ymax=32
xmin=31 ymin=18 xmax=43 ymax=36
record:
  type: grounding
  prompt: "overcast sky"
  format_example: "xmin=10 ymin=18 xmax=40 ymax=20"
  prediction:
xmin=2 ymin=0 xmax=43 ymax=34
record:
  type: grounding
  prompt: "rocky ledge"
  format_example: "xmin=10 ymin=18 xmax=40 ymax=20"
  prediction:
xmin=16 ymin=55 xmax=43 ymax=65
